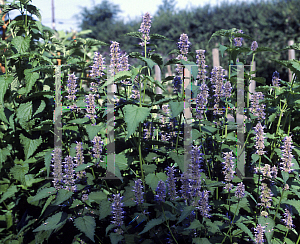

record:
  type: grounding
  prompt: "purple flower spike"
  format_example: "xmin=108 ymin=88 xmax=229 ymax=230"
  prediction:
xmin=233 ymin=29 xmax=244 ymax=47
xmin=251 ymin=41 xmax=258 ymax=51
xmin=63 ymin=155 xmax=76 ymax=192
xmin=280 ymin=136 xmax=295 ymax=173
xmin=111 ymin=193 xmax=125 ymax=227
xmin=155 ymin=180 xmax=166 ymax=203
xmin=65 ymin=73 xmax=78 ymax=101
xmin=197 ymin=190 xmax=211 ymax=218
xmin=132 ymin=179 xmax=144 ymax=205
xmin=166 ymin=166 xmax=177 ymax=201
xmin=254 ymin=224 xmax=266 ymax=244
xmin=51 ymin=147 xmax=63 ymax=190
xmin=138 ymin=12 xmax=152 ymax=47
xmin=282 ymin=205 xmax=294 ymax=230
xmin=235 ymin=182 xmax=245 ymax=199
xmin=254 ymin=122 xmax=266 ymax=156
xmin=272 ymin=71 xmax=281 ymax=87
xmin=91 ymin=135 xmax=104 ymax=159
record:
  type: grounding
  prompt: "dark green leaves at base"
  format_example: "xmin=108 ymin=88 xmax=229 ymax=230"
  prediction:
xmin=74 ymin=216 xmax=96 ymax=242
xmin=124 ymin=105 xmax=151 ymax=140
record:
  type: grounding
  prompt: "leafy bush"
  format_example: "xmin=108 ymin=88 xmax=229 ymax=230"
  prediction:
xmin=0 ymin=1 xmax=300 ymax=244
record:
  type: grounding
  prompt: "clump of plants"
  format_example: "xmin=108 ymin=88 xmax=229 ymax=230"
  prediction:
xmin=0 ymin=1 xmax=300 ymax=244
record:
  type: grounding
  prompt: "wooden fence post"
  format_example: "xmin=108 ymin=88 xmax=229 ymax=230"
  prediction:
xmin=212 ymin=44 xmax=220 ymax=68
xmin=154 ymin=65 xmax=162 ymax=94
xmin=288 ymin=40 xmax=295 ymax=82
xmin=249 ymin=61 xmax=256 ymax=99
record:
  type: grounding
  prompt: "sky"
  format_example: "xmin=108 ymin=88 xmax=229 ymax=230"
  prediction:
xmin=7 ymin=0 xmax=254 ymax=32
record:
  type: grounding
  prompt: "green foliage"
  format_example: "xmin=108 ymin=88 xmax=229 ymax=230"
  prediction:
xmin=74 ymin=216 xmax=96 ymax=242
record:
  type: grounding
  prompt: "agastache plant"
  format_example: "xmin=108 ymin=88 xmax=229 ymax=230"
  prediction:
xmin=233 ymin=29 xmax=244 ymax=47
xmin=280 ymin=136 xmax=295 ymax=173
xmin=65 ymin=73 xmax=78 ymax=101
xmin=254 ymin=224 xmax=266 ymax=244
xmin=272 ymin=71 xmax=281 ymax=87
xmin=109 ymin=41 xmax=121 ymax=75
xmin=111 ymin=193 xmax=125 ymax=235
xmin=222 ymin=151 xmax=235 ymax=192
xmin=176 ymin=33 xmax=191 ymax=75
xmin=90 ymin=52 xmax=106 ymax=92
xmin=250 ymin=92 xmax=266 ymax=121
xmin=155 ymin=180 xmax=166 ymax=203
xmin=132 ymin=179 xmax=144 ymax=205
xmin=210 ymin=66 xmax=225 ymax=115
xmin=254 ymin=122 xmax=266 ymax=156
xmin=138 ymin=12 xmax=152 ymax=47
xmin=196 ymin=49 xmax=207 ymax=82
xmin=63 ymin=155 xmax=77 ymax=192
xmin=51 ymin=147 xmax=63 ymax=190
xmin=75 ymin=141 xmax=85 ymax=179
xmin=166 ymin=166 xmax=177 ymax=201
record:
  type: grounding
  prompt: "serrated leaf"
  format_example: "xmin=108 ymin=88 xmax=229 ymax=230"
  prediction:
xmin=12 ymin=36 xmax=30 ymax=54
xmin=0 ymin=75 xmax=13 ymax=105
xmin=185 ymin=219 xmax=203 ymax=230
xmin=40 ymin=195 xmax=56 ymax=217
xmin=169 ymin=152 xmax=184 ymax=172
xmin=115 ymin=154 xmax=128 ymax=170
xmin=70 ymin=199 xmax=83 ymax=209
xmin=124 ymin=105 xmax=151 ymax=140
xmin=29 ymin=187 xmax=57 ymax=203
xmin=10 ymin=161 xmax=29 ymax=185
xmin=110 ymin=232 xmax=124 ymax=244
xmin=88 ymin=191 xmax=107 ymax=204
xmin=99 ymin=200 xmax=111 ymax=220
xmin=169 ymin=101 xmax=184 ymax=118
xmin=53 ymin=189 xmax=73 ymax=206
xmin=143 ymin=164 xmax=157 ymax=175
xmin=145 ymin=172 xmax=167 ymax=191
xmin=0 ymin=185 xmax=18 ymax=204
xmin=33 ymin=212 xmax=63 ymax=232
xmin=44 ymin=149 xmax=53 ymax=178
xmin=236 ymin=222 xmax=255 ymax=241
xmin=74 ymin=216 xmax=95 ymax=242
xmin=33 ymin=100 xmax=46 ymax=117
xmin=139 ymin=218 xmax=164 ymax=235
xmin=68 ymin=117 xmax=89 ymax=124
xmin=74 ymin=163 xmax=93 ymax=172
xmin=19 ymin=133 xmax=42 ymax=160
xmin=177 ymin=206 xmax=194 ymax=225
xmin=16 ymin=101 xmax=32 ymax=121
xmin=0 ymin=148 xmax=10 ymax=171
xmin=24 ymin=71 xmax=39 ymax=94
xmin=85 ymin=124 xmax=103 ymax=141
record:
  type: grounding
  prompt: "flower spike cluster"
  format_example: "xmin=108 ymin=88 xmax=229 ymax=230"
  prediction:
xmin=196 ymin=81 xmax=209 ymax=120
xmin=272 ymin=71 xmax=281 ymax=87
xmin=132 ymin=179 xmax=144 ymax=205
xmin=280 ymin=136 xmax=295 ymax=173
xmin=222 ymin=151 xmax=235 ymax=192
xmin=254 ymin=122 xmax=266 ymax=156
xmin=65 ymin=73 xmax=78 ymax=101
xmin=176 ymin=33 xmax=191 ymax=74
xmin=196 ymin=49 xmax=207 ymax=82
xmin=250 ymin=92 xmax=266 ymax=121
xmin=110 ymin=41 xmax=122 ymax=76
xmin=138 ymin=12 xmax=152 ymax=47
xmin=233 ymin=29 xmax=244 ymax=47
xmin=111 ymin=193 xmax=125 ymax=227
xmin=155 ymin=180 xmax=166 ymax=203
xmin=51 ymin=147 xmax=64 ymax=190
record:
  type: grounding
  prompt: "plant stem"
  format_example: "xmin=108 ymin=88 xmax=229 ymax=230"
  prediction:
xmin=162 ymin=206 xmax=179 ymax=244
xmin=273 ymin=189 xmax=285 ymax=222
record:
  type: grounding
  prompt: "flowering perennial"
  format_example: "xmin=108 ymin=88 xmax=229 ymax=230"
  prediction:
xmin=259 ymin=183 xmax=273 ymax=209
xmin=235 ymin=182 xmax=245 ymax=199
xmin=51 ymin=147 xmax=63 ymax=190
xmin=222 ymin=151 xmax=235 ymax=192
xmin=91 ymin=135 xmax=104 ymax=160
xmin=196 ymin=49 xmax=207 ymax=82
xmin=166 ymin=166 xmax=177 ymax=201
xmin=63 ymin=155 xmax=76 ymax=192
xmin=155 ymin=180 xmax=166 ymax=203
xmin=65 ymin=73 xmax=78 ymax=101
xmin=75 ymin=141 xmax=86 ymax=179
xmin=210 ymin=66 xmax=225 ymax=115
xmin=197 ymin=190 xmax=211 ymax=218
xmin=233 ymin=29 xmax=244 ymax=47
xmin=138 ymin=12 xmax=152 ymax=47
xmin=85 ymin=93 xmax=98 ymax=123
xmin=254 ymin=122 xmax=266 ymax=156
xmin=176 ymin=33 xmax=191 ymax=74
xmin=280 ymin=136 xmax=295 ymax=173
xmin=111 ymin=193 xmax=125 ymax=227
xmin=254 ymin=224 xmax=266 ymax=244
xmin=250 ymin=92 xmax=266 ymax=120
xmin=282 ymin=205 xmax=294 ymax=229
xmin=196 ymin=81 xmax=209 ymax=120
xmin=272 ymin=71 xmax=281 ymax=87
xmin=188 ymin=145 xmax=203 ymax=198
xmin=132 ymin=179 xmax=144 ymax=205
xmin=251 ymin=41 xmax=258 ymax=51
xmin=110 ymin=41 xmax=121 ymax=75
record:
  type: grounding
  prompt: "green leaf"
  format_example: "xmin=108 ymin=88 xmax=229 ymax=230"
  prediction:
xmin=145 ymin=75 xmax=167 ymax=92
xmin=33 ymin=100 xmax=46 ymax=117
xmin=235 ymin=222 xmax=255 ymax=241
xmin=115 ymin=154 xmax=128 ymax=170
xmin=139 ymin=218 xmax=164 ymax=235
xmin=70 ymin=199 xmax=83 ymax=209
xmin=251 ymin=77 xmax=266 ymax=85
xmin=219 ymin=44 xmax=228 ymax=57
xmin=200 ymin=125 xmax=217 ymax=135
xmin=143 ymin=164 xmax=157 ymax=175
xmin=176 ymin=205 xmax=194 ymax=225
xmin=110 ymin=232 xmax=124 ymax=244
xmin=53 ymin=189 xmax=73 ymax=206
xmin=40 ymin=195 xmax=56 ymax=217
xmin=88 ymin=191 xmax=107 ymax=204
xmin=24 ymin=71 xmax=39 ymax=94
xmin=149 ymin=33 xmax=172 ymax=41
xmin=29 ymin=187 xmax=57 ymax=203
xmin=0 ymin=185 xmax=18 ymax=204
xmin=74 ymin=216 xmax=96 ymax=242
xmin=169 ymin=152 xmax=184 ymax=172
xmin=281 ymin=200 xmax=300 ymax=215
xmin=150 ymin=53 xmax=164 ymax=67
xmin=185 ymin=219 xmax=203 ymax=230
xmin=0 ymin=75 xmax=13 ymax=105
xmin=124 ymin=105 xmax=151 ymax=140
xmin=10 ymin=161 xmax=29 ymax=185
xmin=145 ymin=172 xmax=167 ymax=191
xmin=0 ymin=147 xmax=10 ymax=171
xmin=140 ymin=57 xmax=156 ymax=70
xmin=33 ymin=212 xmax=63 ymax=232
xmin=68 ymin=117 xmax=89 ymax=124
xmin=19 ymin=133 xmax=42 ymax=160
xmin=192 ymin=238 xmax=211 ymax=244
xmin=85 ymin=124 xmax=103 ymax=141
xmin=169 ymin=101 xmax=184 ymax=118
xmin=12 ymin=36 xmax=30 ymax=54
xmin=192 ymin=129 xmax=201 ymax=141
xmin=123 ymin=31 xmax=143 ymax=39
xmin=74 ymin=163 xmax=93 ymax=172
xmin=44 ymin=149 xmax=53 ymax=178
xmin=99 ymin=200 xmax=111 ymax=220
xmin=16 ymin=101 xmax=32 ymax=121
